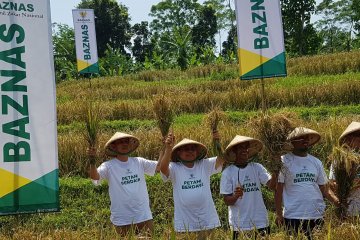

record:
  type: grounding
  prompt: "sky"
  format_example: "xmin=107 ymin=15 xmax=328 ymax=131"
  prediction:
xmin=50 ymin=0 xmax=187 ymax=26
xmin=50 ymin=0 xmax=321 ymax=27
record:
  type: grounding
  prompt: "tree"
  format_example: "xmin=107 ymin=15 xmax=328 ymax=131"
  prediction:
xmin=204 ymin=0 xmax=235 ymax=53
xmin=150 ymin=0 xmax=210 ymax=69
xmin=352 ymin=0 xmax=360 ymax=35
xmin=52 ymin=23 xmax=78 ymax=81
xmin=77 ymin=0 xmax=132 ymax=57
xmin=191 ymin=4 xmax=218 ymax=59
xmin=281 ymin=0 xmax=320 ymax=56
xmin=132 ymin=21 xmax=154 ymax=64
xmin=162 ymin=26 xmax=193 ymax=70
xmin=316 ymin=0 xmax=358 ymax=52
xmin=149 ymin=0 xmax=201 ymax=35
xmin=221 ymin=24 xmax=237 ymax=62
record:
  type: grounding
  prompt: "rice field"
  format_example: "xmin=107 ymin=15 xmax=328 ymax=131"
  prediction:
xmin=1 ymin=51 xmax=360 ymax=239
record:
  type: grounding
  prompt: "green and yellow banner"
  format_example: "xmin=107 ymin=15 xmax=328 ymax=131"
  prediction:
xmin=235 ymin=0 xmax=287 ymax=80
xmin=73 ymin=9 xmax=99 ymax=74
xmin=0 ymin=0 xmax=59 ymax=215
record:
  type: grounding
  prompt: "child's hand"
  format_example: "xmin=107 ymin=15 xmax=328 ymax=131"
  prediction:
xmin=87 ymin=147 xmax=97 ymax=158
xmin=165 ymin=132 xmax=175 ymax=148
xmin=234 ymin=185 xmax=243 ymax=199
xmin=87 ymin=147 xmax=97 ymax=165
xmin=212 ymin=130 xmax=220 ymax=141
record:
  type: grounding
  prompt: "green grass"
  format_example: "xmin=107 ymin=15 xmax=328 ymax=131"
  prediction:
xmin=57 ymin=105 xmax=360 ymax=133
xmin=1 ymin=176 xmax=359 ymax=239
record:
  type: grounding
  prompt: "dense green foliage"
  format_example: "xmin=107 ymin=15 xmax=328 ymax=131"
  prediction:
xmin=52 ymin=0 xmax=360 ymax=81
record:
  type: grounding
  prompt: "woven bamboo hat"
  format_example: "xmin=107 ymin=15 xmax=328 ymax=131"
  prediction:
xmin=171 ymin=138 xmax=207 ymax=162
xmin=287 ymin=127 xmax=321 ymax=147
xmin=224 ymin=135 xmax=263 ymax=162
xmin=104 ymin=132 xmax=140 ymax=156
xmin=339 ymin=122 xmax=360 ymax=145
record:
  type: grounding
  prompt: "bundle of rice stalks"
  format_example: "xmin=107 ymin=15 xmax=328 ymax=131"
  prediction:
xmin=152 ymin=95 xmax=174 ymax=138
xmin=83 ymin=101 xmax=100 ymax=164
xmin=248 ymin=112 xmax=297 ymax=173
xmin=204 ymin=107 xmax=227 ymax=158
xmin=329 ymin=146 xmax=360 ymax=218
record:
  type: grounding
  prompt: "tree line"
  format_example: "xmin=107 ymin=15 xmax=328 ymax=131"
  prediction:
xmin=52 ymin=0 xmax=360 ymax=81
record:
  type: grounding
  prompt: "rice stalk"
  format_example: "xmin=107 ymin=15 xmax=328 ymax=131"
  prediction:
xmin=83 ymin=100 xmax=100 ymax=165
xmin=204 ymin=107 xmax=227 ymax=158
xmin=152 ymin=94 xmax=174 ymax=138
xmin=329 ymin=146 xmax=360 ymax=218
xmin=248 ymin=112 xmax=297 ymax=173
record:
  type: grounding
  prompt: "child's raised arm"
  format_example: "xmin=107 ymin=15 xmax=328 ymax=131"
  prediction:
xmin=160 ymin=132 xmax=175 ymax=177
xmin=87 ymin=147 xmax=100 ymax=180
xmin=212 ymin=130 xmax=225 ymax=170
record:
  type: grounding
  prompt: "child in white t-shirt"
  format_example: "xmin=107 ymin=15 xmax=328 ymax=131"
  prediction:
xmin=220 ymin=135 xmax=277 ymax=239
xmin=160 ymin=131 xmax=224 ymax=239
xmin=275 ymin=127 xmax=339 ymax=240
xmin=88 ymin=132 xmax=160 ymax=237
xmin=329 ymin=122 xmax=360 ymax=217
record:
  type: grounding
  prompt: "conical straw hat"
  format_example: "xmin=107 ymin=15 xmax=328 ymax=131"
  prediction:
xmin=171 ymin=138 xmax=207 ymax=162
xmin=287 ymin=127 xmax=321 ymax=147
xmin=339 ymin=122 xmax=360 ymax=145
xmin=224 ymin=135 xmax=263 ymax=162
xmin=104 ymin=132 xmax=140 ymax=156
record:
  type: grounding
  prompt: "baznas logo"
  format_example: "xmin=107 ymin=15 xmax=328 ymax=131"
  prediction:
xmin=80 ymin=11 xmax=87 ymax=18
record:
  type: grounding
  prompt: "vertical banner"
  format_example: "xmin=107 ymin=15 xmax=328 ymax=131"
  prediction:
xmin=0 ymin=0 xmax=59 ymax=215
xmin=235 ymin=0 xmax=287 ymax=80
xmin=72 ymin=9 xmax=99 ymax=74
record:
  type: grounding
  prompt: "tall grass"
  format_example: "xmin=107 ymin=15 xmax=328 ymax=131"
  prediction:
xmin=248 ymin=112 xmax=297 ymax=173
xmin=288 ymin=50 xmax=360 ymax=76
xmin=56 ymin=114 xmax=360 ymax=177
xmin=57 ymin=77 xmax=360 ymax=125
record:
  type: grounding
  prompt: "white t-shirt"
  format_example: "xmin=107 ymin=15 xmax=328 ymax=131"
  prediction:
xmin=220 ymin=163 xmax=271 ymax=231
xmin=329 ymin=163 xmax=360 ymax=216
xmin=278 ymin=153 xmax=328 ymax=219
xmin=162 ymin=157 xmax=221 ymax=232
xmin=92 ymin=157 xmax=158 ymax=226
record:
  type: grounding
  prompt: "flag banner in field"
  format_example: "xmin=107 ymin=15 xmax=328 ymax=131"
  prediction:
xmin=235 ymin=0 xmax=287 ymax=80
xmin=0 ymin=0 xmax=59 ymax=215
xmin=73 ymin=9 xmax=99 ymax=74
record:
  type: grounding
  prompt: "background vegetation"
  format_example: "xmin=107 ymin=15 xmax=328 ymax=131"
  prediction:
xmin=52 ymin=0 xmax=360 ymax=81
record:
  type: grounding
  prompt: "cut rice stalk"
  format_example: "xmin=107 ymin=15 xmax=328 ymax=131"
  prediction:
xmin=205 ymin=107 xmax=227 ymax=158
xmin=329 ymin=146 xmax=360 ymax=218
xmin=248 ymin=112 xmax=297 ymax=173
xmin=153 ymin=95 xmax=174 ymax=138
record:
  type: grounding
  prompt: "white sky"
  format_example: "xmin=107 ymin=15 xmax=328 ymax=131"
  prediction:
xmin=50 ymin=0 xmax=321 ymax=27
xmin=50 ymin=0 xmax=193 ymax=26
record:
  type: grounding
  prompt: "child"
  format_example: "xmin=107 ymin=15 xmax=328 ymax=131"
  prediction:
xmin=220 ymin=135 xmax=277 ymax=239
xmin=275 ymin=127 xmax=339 ymax=240
xmin=88 ymin=132 xmax=160 ymax=237
xmin=329 ymin=121 xmax=360 ymax=216
xmin=160 ymin=131 xmax=224 ymax=239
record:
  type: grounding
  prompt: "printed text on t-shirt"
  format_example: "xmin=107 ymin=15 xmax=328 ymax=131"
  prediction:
xmin=182 ymin=179 xmax=204 ymax=189
xmin=121 ymin=174 xmax=141 ymax=185
xmin=294 ymin=172 xmax=316 ymax=183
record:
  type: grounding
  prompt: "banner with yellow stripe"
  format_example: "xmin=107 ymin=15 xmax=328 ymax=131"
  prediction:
xmin=0 ymin=0 xmax=59 ymax=215
xmin=73 ymin=9 xmax=99 ymax=74
xmin=235 ymin=0 xmax=287 ymax=80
